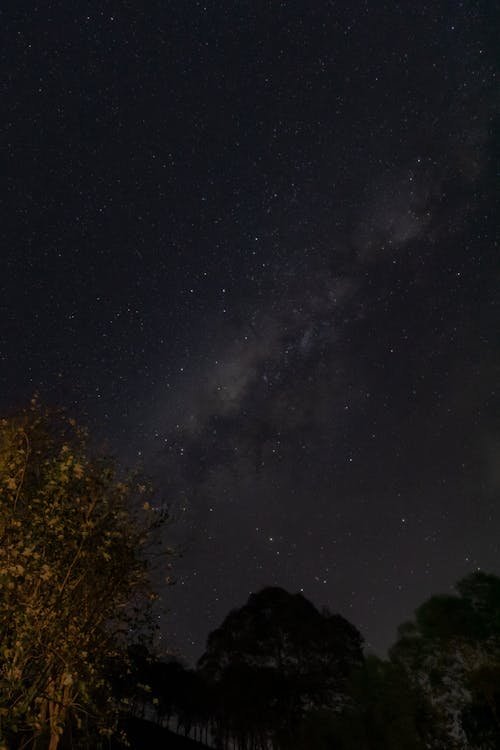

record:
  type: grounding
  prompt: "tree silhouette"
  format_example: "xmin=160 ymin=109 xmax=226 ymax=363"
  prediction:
xmin=390 ymin=572 xmax=500 ymax=748
xmin=296 ymin=655 xmax=441 ymax=750
xmin=198 ymin=586 xmax=363 ymax=749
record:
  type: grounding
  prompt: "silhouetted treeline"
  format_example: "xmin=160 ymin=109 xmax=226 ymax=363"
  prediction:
xmin=116 ymin=572 xmax=500 ymax=749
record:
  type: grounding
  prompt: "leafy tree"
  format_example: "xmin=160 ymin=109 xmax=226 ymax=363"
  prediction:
xmin=0 ymin=401 xmax=169 ymax=750
xmin=296 ymin=655 xmax=441 ymax=750
xmin=390 ymin=572 xmax=500 ymax=748
xmin=211 ymin=661 xmax=290 ymax=749
xmin=111 ymin=650 xmax=212 ymax=744
xmin=198 ymin=586 xmax=363 ymax=749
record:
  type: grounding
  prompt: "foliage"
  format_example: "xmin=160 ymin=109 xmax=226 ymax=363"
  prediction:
xmin=0 ymin=401 xmax=168 ymax=750
xmin=109 ymin=648 xmax=212 ymax=744
xmin=200 ymin=586 xmax=363 ymax=680
xmin=99 ymin=575 xmax=500 ymax=750
xmin=296 ymin=655 xmax=441 ymax=750
xmin=390 ymin=572 xmax=500 ymax=748
xmin=198 ymin=586 xmax=363 ymax=749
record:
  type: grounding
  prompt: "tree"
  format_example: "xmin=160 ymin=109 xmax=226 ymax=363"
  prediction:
xmin=0 ymin=401 xmax=169 ymax=750
xmin=390 ymin=572 xmax=500 ymax=748
xmin=296 ymin=655 xmax=441 ymax=750
xmin=198 ymin=586 xmax=363 ymax=749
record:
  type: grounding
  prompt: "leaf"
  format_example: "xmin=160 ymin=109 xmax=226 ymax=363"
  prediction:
xmin=73 ymin=463 xmax=84 ymax=479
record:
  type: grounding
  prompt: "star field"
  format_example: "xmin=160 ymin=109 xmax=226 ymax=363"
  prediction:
xmin=1 ymin=1 xmax=499 ymax=662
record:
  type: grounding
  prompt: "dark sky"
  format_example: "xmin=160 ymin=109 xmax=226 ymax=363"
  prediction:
xmin=2 ymin=1 xmax=499 ymax=663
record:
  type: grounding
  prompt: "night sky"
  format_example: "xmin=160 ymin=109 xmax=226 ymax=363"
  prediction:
xmin=2 ymin=2 xmax=499 ymax=663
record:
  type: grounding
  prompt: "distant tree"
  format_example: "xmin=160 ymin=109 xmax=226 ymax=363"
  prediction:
xmin=198 ymin=586 xmax=363 ymax=749
xmin=210 ymin=661 xmax=289 ymax=749
xmin=0 ymin=401 xmax=169 ymax=750
xmin=147 ymin=657 xmax=188 ymax=726
xmin=390 ymin=572 xmax=500 ymax=748
xmin=296 ymin=655 xmax=441 ymax=750
xmin=118 ymin=651 xmax=213 ymax=744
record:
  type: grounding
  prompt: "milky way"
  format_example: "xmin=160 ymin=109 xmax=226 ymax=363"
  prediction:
xmin=2 ymin=1 xmax=499 ymax=662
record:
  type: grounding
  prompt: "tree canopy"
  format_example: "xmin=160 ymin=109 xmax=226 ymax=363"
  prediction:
xmin=0 ymin=401 xmax=168 ymax=750
xmin=198 ymin=586 xmax=363 ymax=748
xmin=390 ymin=572 xmax=500 ymax=748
